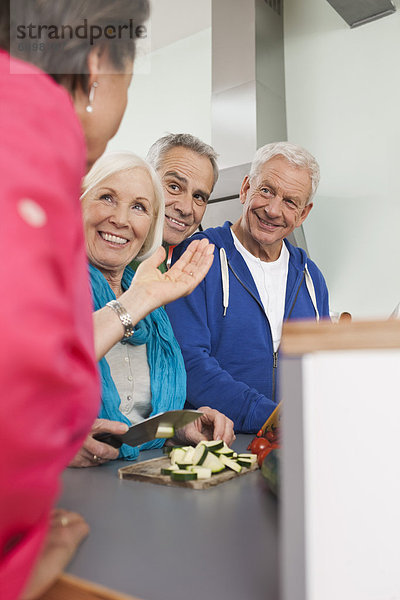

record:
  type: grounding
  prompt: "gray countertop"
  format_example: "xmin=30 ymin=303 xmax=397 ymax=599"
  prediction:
xmin=59 ymin=435 xmax=279 ymax=600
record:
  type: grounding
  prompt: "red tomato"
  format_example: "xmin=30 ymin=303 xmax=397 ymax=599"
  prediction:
xmin=257 ymin=447 xmax=272 ymax=467
xmin=248 ymin=437 xmax=271 ymax=455
xmin=265 ymin=430 xmax=278 ymax=443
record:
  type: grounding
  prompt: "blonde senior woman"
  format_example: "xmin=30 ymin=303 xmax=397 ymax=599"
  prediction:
xmin=70 ymin=152 xmax=235 ymax=466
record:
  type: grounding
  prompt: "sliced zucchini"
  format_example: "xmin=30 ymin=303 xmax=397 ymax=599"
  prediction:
xmin=161 ymin=466 xmax=178 ymax=475
xmin=155 ymin=424 xmax=175 ymax=439
xmin=202 ymin=452 xmax=225 ymax=473
xmin=189 ymin=466 xmax=212 ymax=479
xmin=192 ymin=444 xmax=208 ymax=465
xmin=219 ymin=454 xmax=242 ymax=473
xmin=236 ymin=458 xmax=253 ymax=468
xmin=199 ymin=440 xmax=224 ymax=452
xmin=170 ymin=469 xmax=198 ymax=482
xmin=237 ymin=453 xmax=257 ymax=463
xmin=215 ymin=447 xmax=235 ymax=457
xmin=169 ymin=448 xmax=186 ymax=464
xmin=182 ymin=446 xmax=196 ymax=464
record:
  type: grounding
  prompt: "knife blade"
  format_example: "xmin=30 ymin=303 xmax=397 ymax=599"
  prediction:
xmin=93 ymin=409 xmax=202 ymax=449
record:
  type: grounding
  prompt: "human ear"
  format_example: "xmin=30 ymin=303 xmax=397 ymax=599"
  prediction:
xmin=86 ymin=46 xmax=105 ymax=87
xmin=239 ymin=176 xmax=250 ymax=205
xmin=298 ymin=202 xmax=313 ymax=225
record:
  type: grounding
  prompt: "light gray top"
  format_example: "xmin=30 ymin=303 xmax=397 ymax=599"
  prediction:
xmin=60 ymin=435 xmax=278 ymax=600
xmin=105 ymin=342 xmax=152 ymax=424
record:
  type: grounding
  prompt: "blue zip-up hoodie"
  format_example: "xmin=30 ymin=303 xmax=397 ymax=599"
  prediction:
xmin=166 ymin=221 xmax=330 ymax=433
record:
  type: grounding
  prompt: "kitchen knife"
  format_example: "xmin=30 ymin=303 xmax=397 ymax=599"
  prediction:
xmin=93 ymin=409 xmax=202 ymax=449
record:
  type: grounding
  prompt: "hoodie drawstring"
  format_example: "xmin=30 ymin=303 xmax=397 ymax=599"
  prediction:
xmin=220 ymin=247 xmax=229 ymax=317
xmin=304 ymin=263 xmax=320 ymax=321
xmin=220 ymin=247 xmax=320 ymax=322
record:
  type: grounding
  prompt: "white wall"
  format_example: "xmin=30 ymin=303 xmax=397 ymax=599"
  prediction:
xmin=107 ymin=28 xmax=212 ymax=158
xmin=108 ymin=1 xmax=400 ymax=318
xmin=284 ymin=0 xmax=400 ymax=318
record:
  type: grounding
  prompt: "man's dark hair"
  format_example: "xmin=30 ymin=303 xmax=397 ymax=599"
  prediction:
xmin=0 ymin=0 xmax=149 ymax=93
xmin=147 ymin=133 xmax=219 ymax=190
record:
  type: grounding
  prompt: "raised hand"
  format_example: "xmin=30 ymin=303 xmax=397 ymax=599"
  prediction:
xmin=131 ymin=238 xmax=214 ymax=311
xmin=93 ymin=239 xmax=214 ymax=361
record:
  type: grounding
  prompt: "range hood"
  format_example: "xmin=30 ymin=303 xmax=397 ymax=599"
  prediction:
xmin=326 ymin=0 xmax=396 ymax=28
xmin=206 ymin=0 xmax=307 ymax=252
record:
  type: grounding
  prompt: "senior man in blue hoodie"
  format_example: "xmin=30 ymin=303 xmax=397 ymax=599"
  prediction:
xmin=166 ymin=142 xmax=330 ymax=433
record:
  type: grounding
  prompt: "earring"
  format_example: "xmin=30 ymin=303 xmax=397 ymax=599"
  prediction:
xmin=86 ymin=82 xmax=99 ymax=113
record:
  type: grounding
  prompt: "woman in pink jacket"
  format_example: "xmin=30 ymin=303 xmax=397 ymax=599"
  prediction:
xmin=0 ymin=2 xmax=149 ymax=597
xmin=0 ymin=2 xmax=212 ymax=599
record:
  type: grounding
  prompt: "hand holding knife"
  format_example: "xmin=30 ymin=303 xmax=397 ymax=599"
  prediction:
xmin=93 ymin=410 xmax=202 ymax=449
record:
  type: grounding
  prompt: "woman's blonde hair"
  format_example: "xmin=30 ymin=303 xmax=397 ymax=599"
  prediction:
xmin=81 ymin=151 xmax=165 ymax=262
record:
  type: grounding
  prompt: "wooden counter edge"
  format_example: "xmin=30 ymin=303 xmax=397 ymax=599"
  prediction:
xmin=281 ymin=318 xmax=400 ymax=355
xmin=38 ymin=573 xmax=143 ymax=600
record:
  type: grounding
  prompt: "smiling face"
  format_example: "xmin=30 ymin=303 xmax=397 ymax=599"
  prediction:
xmin=234 ymin=156 xmax=313 ymax=261
xmin=82 ymin=168 xmax=155 ymax=283
xmin=157 ymin=147 xmax=215 ymax=246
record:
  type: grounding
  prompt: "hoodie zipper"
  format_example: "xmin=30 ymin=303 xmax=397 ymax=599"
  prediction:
xmin=272 ymin=350 xmax=278 ymax=402
xmin=228 ymin=262 xmax=307 ymax=403
xmin=228 ymin=262 xmax=278 ymax=401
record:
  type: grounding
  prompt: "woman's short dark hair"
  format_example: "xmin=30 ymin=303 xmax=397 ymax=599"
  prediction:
xmin=0 ymin=0 xmax=149 ymax=93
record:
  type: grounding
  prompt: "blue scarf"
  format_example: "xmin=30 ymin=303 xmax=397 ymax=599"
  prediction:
xmin=89 ymin=264 xmax=187 ymax=460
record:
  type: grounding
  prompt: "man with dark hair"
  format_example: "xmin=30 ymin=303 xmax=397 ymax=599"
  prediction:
xmin=131 ymin=133 xmax=219 ymax=271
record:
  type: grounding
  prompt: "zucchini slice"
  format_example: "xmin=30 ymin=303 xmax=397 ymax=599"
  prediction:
xmin=182 ymin=446 xmax=196 ymax=464
xmin=237 ymin=453 xmax=257 ymax=463
xmin=219 ymin=454 xmax=242 ymax=473
xmin=189 ymin=466 xmax=212 ymax=479
xmin=214 ymin=447 xmax=235 ymax=457
xmin=170 ymin=470 xmax=198 ymax=482
xmin=192 ymin=444 xmax=208 ymax=465
xmin=175 ymin=462 xmax=190 ymax=469
xmin=199 ymin=440 xmax=224 ymax=452
xmin=155 ymin=425 xmax=175 ymax=439
xmin=161 ymin=466 xmax=178 ymax=475
xmin=236 ymin=458 xmax=253 ymax=468
xmin=169 ymin=448 xmax=186 ymax=464
xmin=202 ymin=452 xmax=225 ymax=473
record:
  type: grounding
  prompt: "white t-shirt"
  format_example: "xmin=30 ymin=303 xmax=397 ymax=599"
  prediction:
xmin=231 ymin=231 xmax=289 ymax=351
xmin=105 ymin=342 xmax=152 ymax=424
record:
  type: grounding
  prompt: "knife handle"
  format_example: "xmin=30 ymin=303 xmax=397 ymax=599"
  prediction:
xmin=93 ymin=432 xmax=123 ymax=449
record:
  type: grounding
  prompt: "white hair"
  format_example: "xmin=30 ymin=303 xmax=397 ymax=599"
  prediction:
xmin=81 ymin=151 xmax=164 ymax=261
xmin=249 ymin=142 xmax=320 ymax=203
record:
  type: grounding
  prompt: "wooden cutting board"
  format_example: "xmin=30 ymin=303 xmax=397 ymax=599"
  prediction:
xmin=118 ymin=456 xmax=258 ymax=489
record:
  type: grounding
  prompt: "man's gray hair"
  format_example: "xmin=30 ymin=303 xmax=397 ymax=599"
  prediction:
xmin=146 ymin=133 xmax=219 ymax=190
xmin=249 ymin=142 xmax=320 ymax=203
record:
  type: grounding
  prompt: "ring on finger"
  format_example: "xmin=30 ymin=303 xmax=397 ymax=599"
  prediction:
xmin=92 ymin=454 xmax=102 ymax=463
xmin=60 ymin=516 xmax=69 ymax=527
